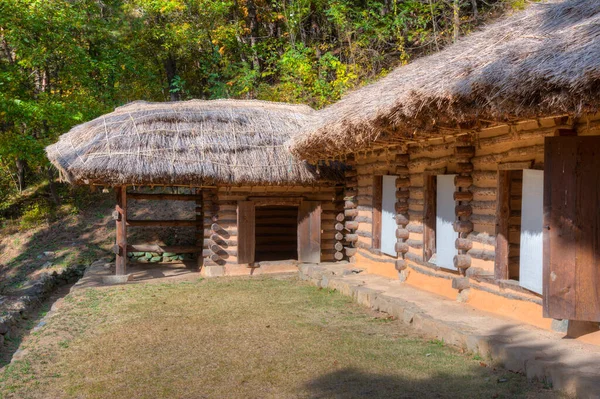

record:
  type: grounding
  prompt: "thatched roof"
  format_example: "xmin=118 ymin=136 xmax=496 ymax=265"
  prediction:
xmin=292 ymin=0 xmax=600 ymax=160
xmin=46 ymin=99 xmax=343 ymax=186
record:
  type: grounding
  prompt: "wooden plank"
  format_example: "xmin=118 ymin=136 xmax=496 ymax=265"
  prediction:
xmin=298 ymin=201 xmax=322 ymax=263
xmin=423 ymin=174 xmax=436 ymax=262
xmin=498 ymin=161 xmax=534 ymax=170
xmin=127 ymin=193 xmax=201 ymax=201
xmin=127 ymin=220 xmax=201 ymax=227
xmin=372 ymin=176 xmax=383 ymax=249
xmin=115 ymin=187 xmax=127 ymax=275
xmin=574 ymin=139 xmax=600 ymax=320
xmin=544 ymin=137 xmax=578 ymax=319
xmin=237 ymin=201 xmax=255 ymax=264
xmin=250 ymin=196 xmax=303 ymax=206
xmin=495 ymin=170 xmax=510 ymax=280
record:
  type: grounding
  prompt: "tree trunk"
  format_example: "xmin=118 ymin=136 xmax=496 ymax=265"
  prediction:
xmin=164 ymin=55 xmax=180 ymax=101
xmin=16 ymin=158 xmax=25 ymax=192
xmin=47 ymin=166 xmax=60 ymax=205
xmin=453 ymin=0 xmax=460 ymax=43
xmin=471 ymin=0 xmax=478 ymax=20
xmin=246 ymin=0 xmax=261 ymax=72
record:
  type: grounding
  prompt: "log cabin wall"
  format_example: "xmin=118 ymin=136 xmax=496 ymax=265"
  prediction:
xmin=348 ymin=112 xmax=600 ymax=330
xmin=202 ymin=185 xmax=341 ymax=275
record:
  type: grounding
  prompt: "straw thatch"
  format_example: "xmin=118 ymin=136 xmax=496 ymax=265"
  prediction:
xmin=292 ymin=0 xmax=600 ymax=160
xmin=46 ymin=99 xmax=343 ymax=186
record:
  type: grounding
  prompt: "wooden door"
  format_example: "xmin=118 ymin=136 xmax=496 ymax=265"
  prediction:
xmin=436 ymin=175 xmax=457 ymax=270
xmin=372 ymin=176 xmax=383 ymax=249
xmin=381 ymin=175 xmax=398 ymax=256
xmin=544 ymin=137 xmax=600 ymax=321
xmin=519 ymin=169 xmax=544 ymax=294
xmin=237 ymin=201 xmax=255 ymax=264
xmin=298 ymin=201 xmax=321 ymax=263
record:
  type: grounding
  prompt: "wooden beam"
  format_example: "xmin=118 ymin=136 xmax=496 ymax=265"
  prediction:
xmin=126 ymin=220 xmax=202 ymax=227
xmin=115 ymin=187 xmax=127 ymax=275
xmin=249 ymin=196 xmax=303 ymax=206
xmin=127 ymin=193 xmax=202 ymax=201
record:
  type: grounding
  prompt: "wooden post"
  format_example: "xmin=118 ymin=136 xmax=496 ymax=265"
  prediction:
xmin=115 ymin=186 xmax=127 ymax=275
xmin=341 ymin=155 xmax=358 ymax=263
xmin=195 ymin=188 xmax=204 ymax=270
xmin=395 ymin=153 xmax=410 ymax=272
xmin=453 ymin=135 xmax=474 ymax=276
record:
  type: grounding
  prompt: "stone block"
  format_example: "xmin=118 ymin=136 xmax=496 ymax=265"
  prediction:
xmin=102 ymin=275 xmax=132 ymax=284
xmin=201 ymin=265 xmax=225 ymax=278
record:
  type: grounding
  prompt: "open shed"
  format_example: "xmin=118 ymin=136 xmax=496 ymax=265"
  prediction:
xmin=46 ymin=99 xmax=345 ymax=277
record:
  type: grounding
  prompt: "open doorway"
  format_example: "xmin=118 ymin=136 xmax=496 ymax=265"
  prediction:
xmin=255 ymin=206 xmax=298 ymax=262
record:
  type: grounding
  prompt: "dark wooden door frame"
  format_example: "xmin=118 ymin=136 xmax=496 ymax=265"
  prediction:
xmin=494 ymin=161 xmax=534 ymax=281
xmin=423 ymin=173 xmax=436 ymax=262
xmin=372 ymin=176 xmax=383 ymax=250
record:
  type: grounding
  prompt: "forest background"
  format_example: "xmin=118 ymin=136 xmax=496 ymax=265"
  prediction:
xmin=0 ymin=0 xmax=529 ymax=216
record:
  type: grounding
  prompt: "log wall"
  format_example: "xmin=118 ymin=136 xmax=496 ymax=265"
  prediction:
xmin=349 ymin=112 xmax=600 ymax=304
xmin=203 ymin=185 xmax=341 ymax=267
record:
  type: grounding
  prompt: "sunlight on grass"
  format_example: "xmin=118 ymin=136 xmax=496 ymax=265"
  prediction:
xmin=0 ymin=277 xmax=552 ymax=399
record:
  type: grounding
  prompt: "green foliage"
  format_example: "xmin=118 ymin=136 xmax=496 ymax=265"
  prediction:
xmin=0 ymin=0 xmax=515 ymax=199
xmin=19 ymin=201 xmax=53 ymax=229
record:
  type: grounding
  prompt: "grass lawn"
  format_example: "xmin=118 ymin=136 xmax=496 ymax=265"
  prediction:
xmin=0 ymin=276 xmax=555 ymax=399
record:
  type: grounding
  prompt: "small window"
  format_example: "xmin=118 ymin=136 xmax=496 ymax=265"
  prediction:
xmin=424 ymin=174 xmax=458 ymax=270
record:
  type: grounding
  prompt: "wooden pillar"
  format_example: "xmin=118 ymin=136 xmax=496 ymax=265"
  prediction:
xmin=341 ymin=155 xmax=358 ymax=262
xmin=195 ymin=188 xmax=204 ymax=270
xmin=395 ymin=153 xmax=410 ymax=271
xmin=115 ymin=186 xmax=127 ymax=275
xmin=453 ymin=135 xmax=474 ymax=275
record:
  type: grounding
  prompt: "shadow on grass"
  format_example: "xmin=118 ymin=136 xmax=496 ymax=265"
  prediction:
xmin=304 ymin=366 xmax=547 ymax=399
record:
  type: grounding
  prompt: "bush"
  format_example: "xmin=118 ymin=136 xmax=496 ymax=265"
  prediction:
xmin=19 ymin=201 xmax=54 ymax=229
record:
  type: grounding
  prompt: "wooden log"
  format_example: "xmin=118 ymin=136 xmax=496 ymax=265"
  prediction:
xmin=344 ymin=247 xmax=358 ymax=257
xmin=345 ymin=169 xmax=358 ymax=178
xmin=396 ymin=228 xmax=409 ymax=240
xmin=455 ymin=238 xmax=473 ymax=251
xmin=345 ymin=220 xmax=359 ymax=230
xmin=452 ymin=277 xmax=470 ymax=290
xmin=454 ymin=221 xmax=474 ymax=233
xmin=395 ymin=154 xmax=410 ymax=164
xmin=346 ymin=180 xmax=358 ymax=188
xmin=395 ymin=203 xmax=409 ymax=213
xmin=395 ymin=242 xmax=409 ymax=254
xmin=344 ymin=200 xmax=357 ymax=209
xmin=334 ymin=242 xmax=344 ymax=252
xmin=345 ymin=233 xmax=359 ymax=242
xmin=455 ymin=205 xmax=473 ymax=217
xmin=396 ymin=190 xmax=410 ymax=200
xmin=335 ymin=232 xmax=344 ymax=241
xmin=336 ymin=212 xmax=345 ymax=222
xmin=454 ymin=175 xmax=473 ymax=188
xmin=467 ymin=248 xmax=496 ymax=262
xmin=395 ymin=177 xmax=410 ymax=188
xmin=395 ymin=259 xmax=407 ymax=271
xmin=127 ymin=219 xmax=201 ymax=227
xmin=453 ymin=191 xmax=473 ymax=202
xmin=396 ymin=214 xmax=409 ymax=226
xmin=334 ymin=251 xmax=344 ymax=261
xmin=396 ymin=165 xmax=409 ymax=175
xmin=453 ymin=254 xmax=472 ymax=270
xmin=335 ymin=222 xmax=344 ymax=231
xmin=456 ymin=162 xmax=474 ymax=174
xmin=127 ymin=193 xmax=202 ymax=201
xmin=344 ymin=209 xmax=359 ymax=218
xmin=345 ymin=189 xmax=358 ymax=197
xmin=455 ymin=146 xmax=475 ymax=159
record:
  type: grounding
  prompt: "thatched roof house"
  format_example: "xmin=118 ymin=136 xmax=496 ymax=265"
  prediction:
xmin=47 ymin=99 xmax=342 ymax=186
xmin=292 ymin=0 xmax=600 ymax=160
